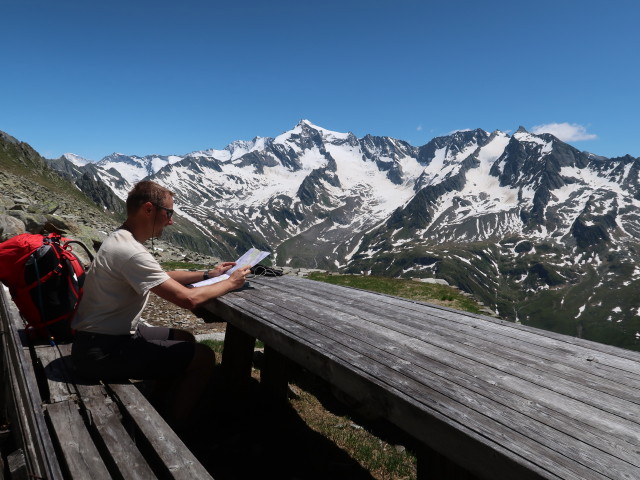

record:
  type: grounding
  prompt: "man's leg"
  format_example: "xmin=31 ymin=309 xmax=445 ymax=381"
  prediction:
xmin=135 ymin=324 xmax=215 ymax=425
xmin=170 ymin=342 xmax=216 ymax=424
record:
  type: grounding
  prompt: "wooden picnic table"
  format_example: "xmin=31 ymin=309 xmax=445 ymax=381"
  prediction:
xmin=204 ymin=274 xmax=640 ymax=480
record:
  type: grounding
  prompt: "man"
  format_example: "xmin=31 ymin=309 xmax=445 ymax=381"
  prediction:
xmin=71 ymin=180 xmax=251 ymax=427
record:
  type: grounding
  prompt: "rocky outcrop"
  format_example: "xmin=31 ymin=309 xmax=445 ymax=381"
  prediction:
xmin=0 ymin=131 xmax=221 ymax=265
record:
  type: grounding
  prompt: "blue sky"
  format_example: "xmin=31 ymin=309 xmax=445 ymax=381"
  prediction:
xmin=1 ymin=0 xmax=638 ymax=161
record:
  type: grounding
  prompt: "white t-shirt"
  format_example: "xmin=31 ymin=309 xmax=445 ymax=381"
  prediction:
xmin=72 ymin=229 xmax=170 ymax=335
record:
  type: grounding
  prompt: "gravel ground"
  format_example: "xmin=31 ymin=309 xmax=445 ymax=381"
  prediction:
xmin=142 ymin=293 xmax=227 ymax=336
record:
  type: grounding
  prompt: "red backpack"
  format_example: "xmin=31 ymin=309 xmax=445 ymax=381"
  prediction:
xmin=0 ymin=233 xmax=93 ymax=342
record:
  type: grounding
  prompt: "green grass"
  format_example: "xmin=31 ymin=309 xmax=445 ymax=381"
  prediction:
xmin=307 ymin=272 xmax=485 ymax=315
xmin=199 ymin=339 xmax=225 ymax=354
xmin=200 ymin=338 xmax=264 ymax=353
xmin=289 ymin=376 xmax=417 ymax=479
xmin=160 ymin=260 xmax=209 ymax=270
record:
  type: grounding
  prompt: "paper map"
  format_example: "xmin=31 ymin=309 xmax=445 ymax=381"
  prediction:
xmin=190 ymin=247 xmax=270 ymax=287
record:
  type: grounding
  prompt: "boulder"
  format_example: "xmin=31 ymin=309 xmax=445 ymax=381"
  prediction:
xmin=0 ymin=214 xmax=26 ymax=241
xmin=43 ymin=214 xmax=79 ymax=235
xmin=5 ymin=211 xmax=47 ymax=234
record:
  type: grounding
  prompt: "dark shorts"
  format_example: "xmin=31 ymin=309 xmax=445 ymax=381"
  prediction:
xmin=71 ymin=324 xmax=196 ymax=381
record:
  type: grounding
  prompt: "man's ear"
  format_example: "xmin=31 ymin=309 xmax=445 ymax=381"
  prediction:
xmin=145 ymin=201 xmax=153 ymax=214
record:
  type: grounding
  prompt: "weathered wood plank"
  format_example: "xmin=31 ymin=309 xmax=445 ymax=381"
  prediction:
xmin=35 ymin=344 xmax=76 ymax=404
xmin=240 ymin=283 xmax=639 ymax=401
xmin=260 ymin=276 xmax=640 ymax=382
xmin=35 ymin=343 xmax=172 ymax=479
xmin=256 ymin=284 xmax=640 ymax=413
xmin=6 ymin=448 xmax=28 ymax=480
xmin=46 ymin=400 xmax=112 ymax=479
xmin=107 ymin=382 xmax=213 ymax=480
xmin=275 ymin=276 xmax=640 ymax=369
xmin=82 ymin=395 xmax=157 ymax=480
xmin=248 ymin=279 xmax=640 ymax=412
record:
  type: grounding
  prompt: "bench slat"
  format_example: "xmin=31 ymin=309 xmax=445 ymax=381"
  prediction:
xmin=46 ymin=400 xmax=112 ymax=479
xmin=83 ymin=396 xmax=157 ymax=479
xmin=108 ymin=383 xmax=213 ymax=480
xmin=36 ymin=343 xmax=204 ymax=479
xmin=36 ymin=344 xmax=76 ymax=404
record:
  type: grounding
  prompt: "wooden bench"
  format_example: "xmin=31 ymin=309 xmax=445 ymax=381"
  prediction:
xmin=205 ymin=275 xmax=640 ymax=480
xmin=0 ymin=285 xmax=213 ymax=480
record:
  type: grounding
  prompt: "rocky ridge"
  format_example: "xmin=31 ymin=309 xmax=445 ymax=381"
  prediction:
xmin=0 ymin=131 xmax=221 ymax=266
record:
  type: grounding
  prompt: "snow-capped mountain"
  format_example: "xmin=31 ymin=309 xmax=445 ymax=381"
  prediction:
xmin=52 ymin=120 xmax=640 ymax=350
xmin=97 ymin=153 xmax=183 ymax=185
xmin=62 ymin=153 xmax=92 ymax=166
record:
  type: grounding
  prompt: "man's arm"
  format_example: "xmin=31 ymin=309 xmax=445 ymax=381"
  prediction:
xmin=152 ymin=265 xmax=250 ymax=310
xmin=167 ymin=262 xmax=236 ymax=285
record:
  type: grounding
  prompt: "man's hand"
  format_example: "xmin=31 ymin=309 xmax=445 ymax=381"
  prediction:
xmin=154 ymin=264 xmax=253 ymax=310
xmin=211 ymin=261 xmax=236 ymax=277
xmin=227 ymin=265 xmax=251 ymax=290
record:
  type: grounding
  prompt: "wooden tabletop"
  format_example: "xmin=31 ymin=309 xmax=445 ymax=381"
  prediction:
xmin=204 ymin=275 xmax=640 ymax=480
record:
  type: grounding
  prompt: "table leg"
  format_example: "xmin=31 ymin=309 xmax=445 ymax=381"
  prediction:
xmin=221 ymin=323 xmax=256 ymax=395
xmin=261 ymin=345 xmax=290 ymax=406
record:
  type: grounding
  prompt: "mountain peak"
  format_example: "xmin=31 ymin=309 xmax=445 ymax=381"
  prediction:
xmin=274 ymin=120 xmax=351 ymax=146
xmin=298 ymin=119 xmax=315 ymax=127
xmin=62 ymin=153 xmax=92 ymax=166
xmin=516 ymin=126 xmax=528 ymax=133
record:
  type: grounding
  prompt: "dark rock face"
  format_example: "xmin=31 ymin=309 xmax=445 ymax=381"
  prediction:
xmin=48 ymin=158 xmax=128 ymax=216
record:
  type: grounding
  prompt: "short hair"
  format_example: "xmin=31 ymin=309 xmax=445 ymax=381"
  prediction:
xmin=126 ymin=181 xmax=174 ymax=216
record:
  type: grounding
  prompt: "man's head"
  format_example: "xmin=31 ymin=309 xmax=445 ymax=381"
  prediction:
xmin=126 ymin=181 xmax=174 ymax=215
xmin=125 ymin=181 xmax=175 ymax=239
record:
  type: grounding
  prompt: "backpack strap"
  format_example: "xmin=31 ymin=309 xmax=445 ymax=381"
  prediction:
xmin=62 ymin=240 xmax=95 ymax=263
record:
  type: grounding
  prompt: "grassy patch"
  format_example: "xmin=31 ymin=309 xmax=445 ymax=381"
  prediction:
xmin=291 ymin=388 xmax=417 ymax=479
xmin=307 ymin=272 xmax=484 ymax=315
xmin=161 ymin=260 xmax=209 ymax=270
xmin=199 ymin=339 xmax=225 ymax=354
xmin=200 ymin=338 xmax=264 ymax=354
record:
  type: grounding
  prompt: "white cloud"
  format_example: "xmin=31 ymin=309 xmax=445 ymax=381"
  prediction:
xmin=531 ymin=122 xmax=597 ymax=142
xmin=416 ymin=125 xmax=423 ymax=131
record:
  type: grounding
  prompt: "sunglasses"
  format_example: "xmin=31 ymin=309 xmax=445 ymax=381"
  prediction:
xmin=153 ymin=203 xmax=174 ymax=219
